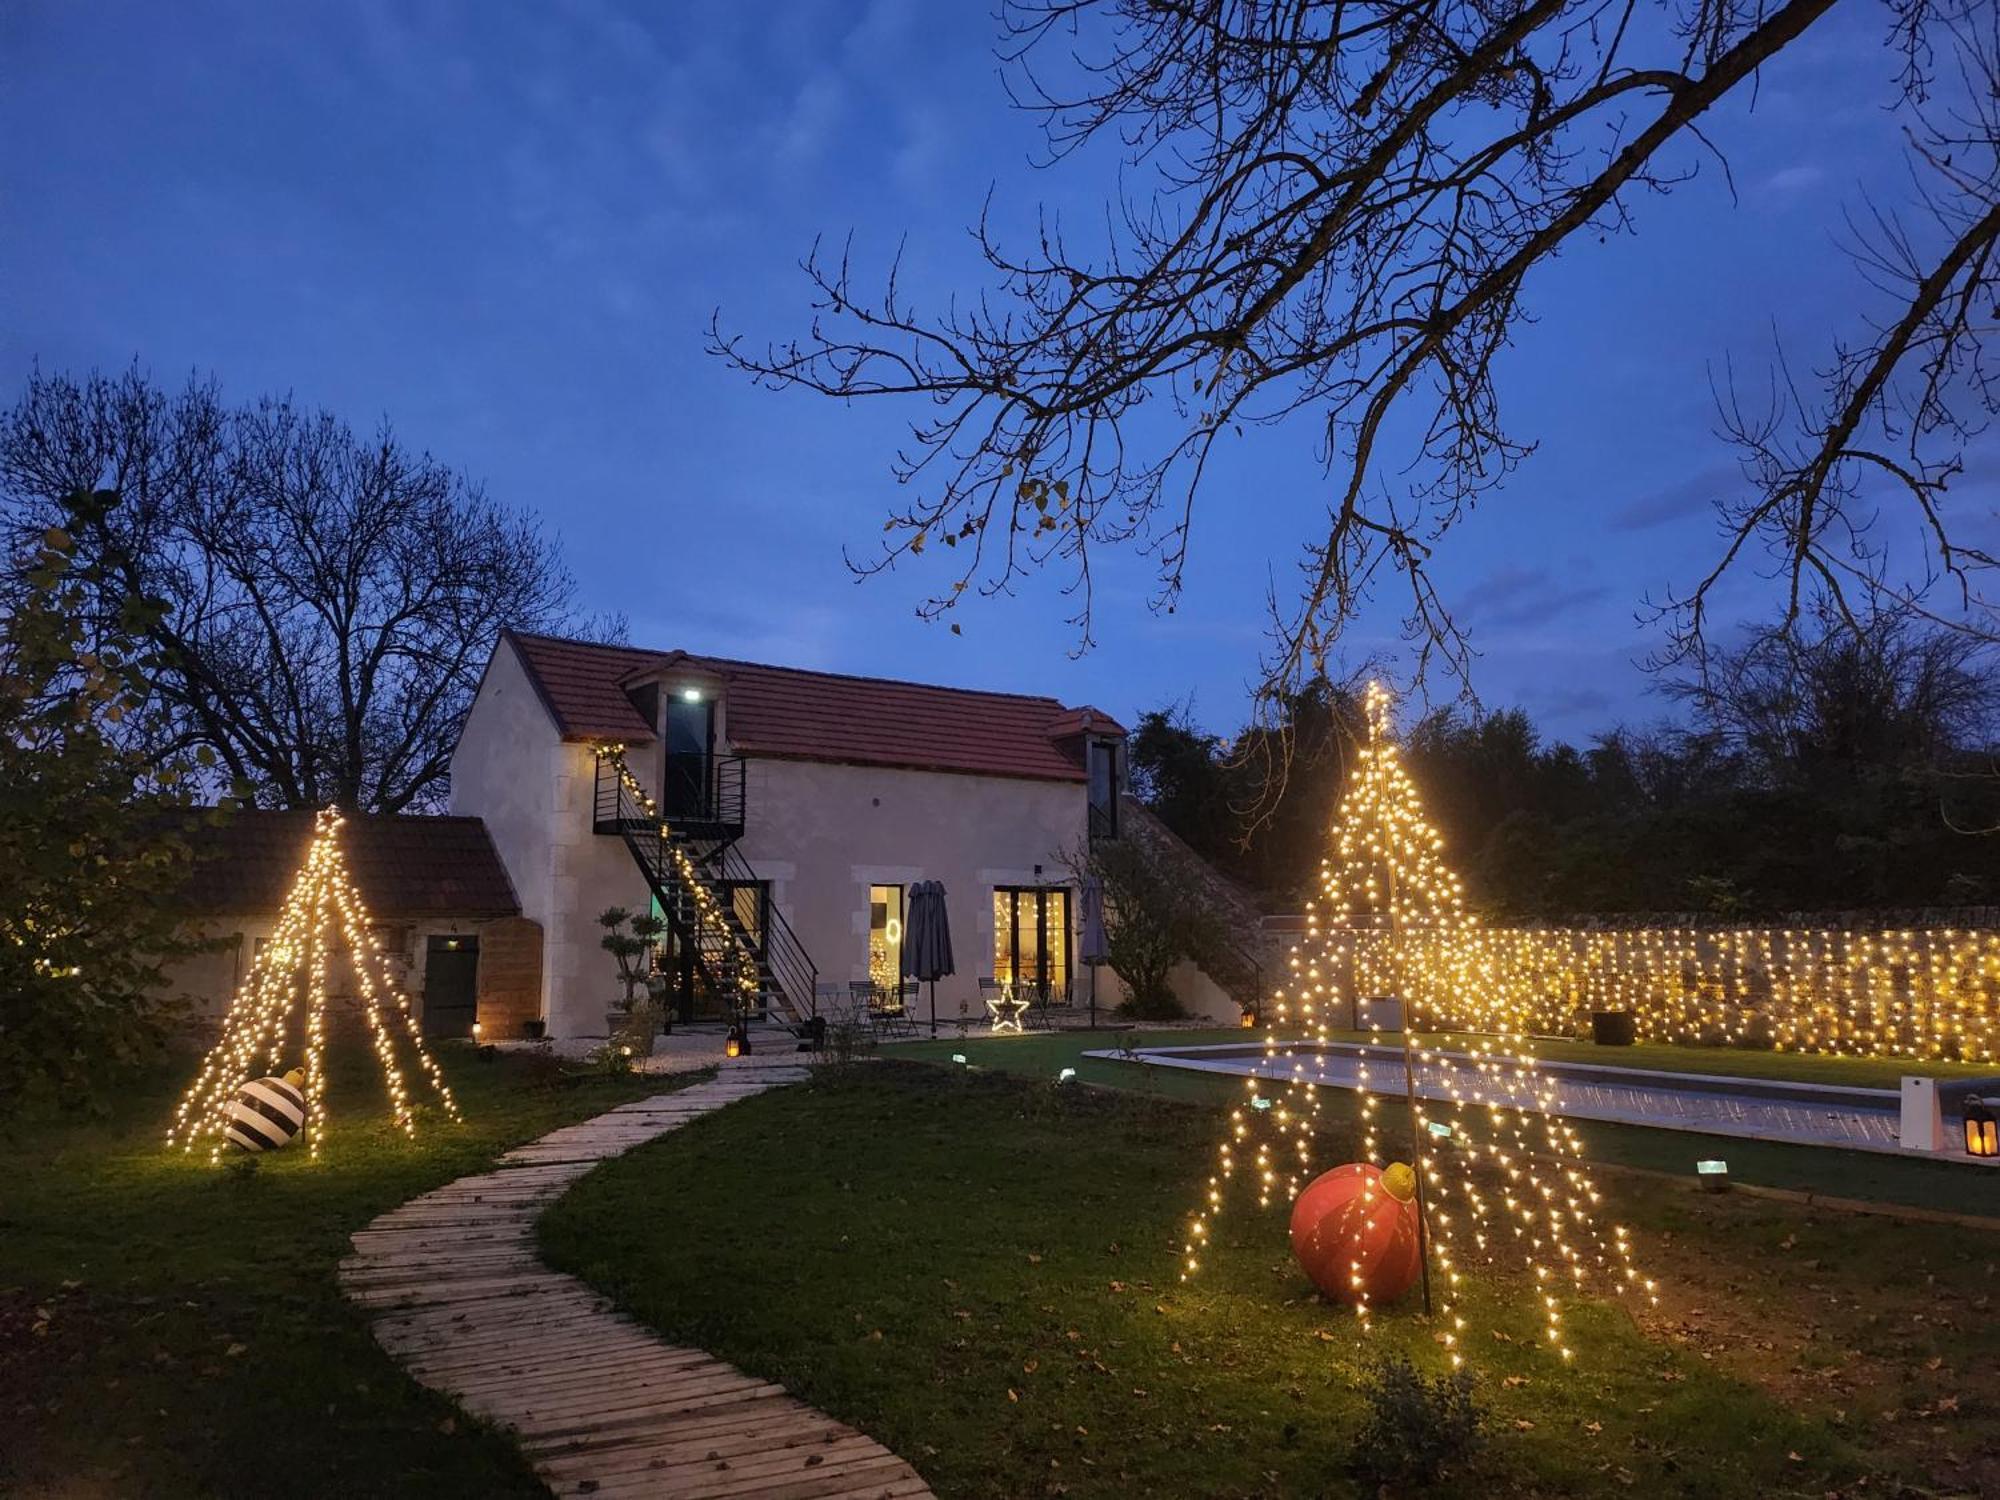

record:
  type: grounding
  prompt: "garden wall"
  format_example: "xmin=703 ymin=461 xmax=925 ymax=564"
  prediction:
xmin=1274 ymin=918 xmax=2000 ymax=1062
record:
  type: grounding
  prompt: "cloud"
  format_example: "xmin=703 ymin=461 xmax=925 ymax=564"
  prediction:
xmin=1759 ymin=163 xmax=1827 ymax=196
xmin=1534 ymin=683 xmax=1614 ymax=718
xmin=770 ymin=71 xmax=846 ymax=172
xmin=1611 ymin=464 xmax=1739 ymax=531
xmin=1457 ymin=564 xmax=1609 ymax=629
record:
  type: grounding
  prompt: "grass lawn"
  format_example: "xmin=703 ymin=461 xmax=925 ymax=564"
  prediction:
xmin=2 ymin=1039 xmax=691 ymax=1497
xmin=543 ymin=1059 xmax=2000 ymax=1499
xmin=883 ymin=1028 xmax=2000 ymax=1216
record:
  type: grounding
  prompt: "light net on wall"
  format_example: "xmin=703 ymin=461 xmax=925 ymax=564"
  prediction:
xmin=1327 ymin=924 xmax=2000 ymax=1062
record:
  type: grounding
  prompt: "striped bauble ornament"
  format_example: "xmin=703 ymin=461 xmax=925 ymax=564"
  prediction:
xmin=227 ymin=1068 xmax=307 ymax=1153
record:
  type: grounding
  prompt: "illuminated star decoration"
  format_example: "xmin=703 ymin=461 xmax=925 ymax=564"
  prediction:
xmin=986 ymin=988 xmax=1031 ymax=1034
xmin=166 ymin=808 xmax=462 ymax=1163
xmin=1181 ymin=682 xmax=1656 ymax=1368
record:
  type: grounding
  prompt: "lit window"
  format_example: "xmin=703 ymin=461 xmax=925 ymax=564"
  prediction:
xmin=993 ymin=886 xmax=1070 ymax=998
xmin=869 ymin=885 xmax=905 ymax=990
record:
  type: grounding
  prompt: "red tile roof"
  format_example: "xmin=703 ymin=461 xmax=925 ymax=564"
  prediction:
xmin=501 ymin=630 xmax=1125 ymax=783
xmin=506 ymin=631 xmax=663 ymax=742
xmin=179 ymin=811 xmax=520 ymax=919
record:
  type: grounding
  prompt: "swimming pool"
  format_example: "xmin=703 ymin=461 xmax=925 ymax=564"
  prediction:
xmin=1084 ymin=1039 xmax=1996 ymax=1163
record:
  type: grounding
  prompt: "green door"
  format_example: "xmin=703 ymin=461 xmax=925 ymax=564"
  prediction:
xmin=422 ymin=936 xmax=479 ymax=1038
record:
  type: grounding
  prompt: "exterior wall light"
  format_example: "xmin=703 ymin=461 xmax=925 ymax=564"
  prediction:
xmin=680 ymin=687 xmax=703 ymax=702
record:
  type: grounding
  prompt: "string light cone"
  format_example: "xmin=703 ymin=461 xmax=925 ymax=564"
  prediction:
xmin=1181 ymin=682 xmax=1657 ymax=1367
xmin=166 ymin=808 xmax=462 ymax=1163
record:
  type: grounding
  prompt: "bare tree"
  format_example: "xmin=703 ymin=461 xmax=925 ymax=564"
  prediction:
xmin=713 ymin=0 xmax=1997 ymax=708
xmin=1666 ymin=599 xmax=1999 ymax=777
xmin=0 ymin=366 xmax=614 ymax=813
xmin=1663 ymin=2 xmax=2000 ymax=672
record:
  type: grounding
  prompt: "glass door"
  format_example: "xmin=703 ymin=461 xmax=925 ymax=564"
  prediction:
xmin=992 ymin=887 xmax=1071 ymax=999
xmin=662 ymin=693 xmax=713 ymax=821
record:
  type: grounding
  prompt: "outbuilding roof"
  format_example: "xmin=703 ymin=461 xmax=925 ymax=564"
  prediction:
xmin=179 ymin=811 xmax=521 ymax=919
xmin=502 ymin=630 xmax=1125 ymax=784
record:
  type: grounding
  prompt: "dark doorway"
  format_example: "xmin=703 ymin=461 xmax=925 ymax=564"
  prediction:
xmin=422 ymin=935 xmax=479 ymax=1038
xmin=663 ymin=692 xmax=714 ymax=821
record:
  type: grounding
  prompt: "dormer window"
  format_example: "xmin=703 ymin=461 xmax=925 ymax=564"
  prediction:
xmin=1087 ymin=738 xmax=1119 ymax=840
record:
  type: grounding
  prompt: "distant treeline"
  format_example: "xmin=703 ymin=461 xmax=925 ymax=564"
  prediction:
xmin=1130 ymin=611 xmax=2000 ymax=919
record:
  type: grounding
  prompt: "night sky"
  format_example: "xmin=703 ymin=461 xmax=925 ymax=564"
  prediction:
xmin=5 ymin=1 xmax=1977 ymax=742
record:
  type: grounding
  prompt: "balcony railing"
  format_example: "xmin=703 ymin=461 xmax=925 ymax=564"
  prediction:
xmin=594 ymin=752 xmax=745 ymax=838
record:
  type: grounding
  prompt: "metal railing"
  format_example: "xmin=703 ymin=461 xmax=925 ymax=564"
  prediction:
xmin=592 ymin=749 xmax=816 ymax=1025
xmin=704 ymin=839 xmax=819 ymax=1025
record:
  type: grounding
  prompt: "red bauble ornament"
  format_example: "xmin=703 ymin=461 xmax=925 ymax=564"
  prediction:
xmin=1289 ymin=1161 xmax=1423 ymax=1307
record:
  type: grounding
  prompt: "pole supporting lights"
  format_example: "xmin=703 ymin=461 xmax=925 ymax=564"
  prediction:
xmin=1181 ymin=682 xmax=1656 ymax=1369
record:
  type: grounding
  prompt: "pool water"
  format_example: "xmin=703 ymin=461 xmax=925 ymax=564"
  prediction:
xmin=1087 ymin=1039 xmax=1996 ymax=1163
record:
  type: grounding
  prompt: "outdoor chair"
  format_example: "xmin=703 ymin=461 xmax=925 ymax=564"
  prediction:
xmin=853 ymin=979 xmax=917 ymax=1039
xmin=1021 ymin=980 xmax=1058 ymax=1032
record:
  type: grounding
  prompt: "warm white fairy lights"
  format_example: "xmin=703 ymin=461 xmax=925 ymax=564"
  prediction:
xmin=1325 ymin=922 xmax=1999 ymax=1063
xmin=166 ymin=809 xmax=461 ymax=1163
xmin=1183 ymin=683 xmax=1656 ymax=1365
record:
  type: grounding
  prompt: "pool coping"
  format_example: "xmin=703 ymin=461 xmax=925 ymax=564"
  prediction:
xmin=1085 ymin=1041 xmax=2000 ymax=1167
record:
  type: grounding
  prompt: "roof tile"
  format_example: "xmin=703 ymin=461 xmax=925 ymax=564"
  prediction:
xmin=502 ymin=630 xmax=1124 ymax=783
xmin=180 ymin=811 xmax=520 ymax=919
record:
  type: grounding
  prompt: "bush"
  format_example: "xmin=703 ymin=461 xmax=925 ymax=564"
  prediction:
xmin=1349 ymin=1355 xmax=1484 ymax=1487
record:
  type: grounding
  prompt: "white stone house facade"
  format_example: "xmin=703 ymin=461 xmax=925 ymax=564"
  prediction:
xmin=449 ymin=630 xmax=1229 ymax=1038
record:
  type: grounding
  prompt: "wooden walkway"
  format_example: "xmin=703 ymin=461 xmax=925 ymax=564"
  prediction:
xmin=340 ymin=1063 xmax=935 ymax=1498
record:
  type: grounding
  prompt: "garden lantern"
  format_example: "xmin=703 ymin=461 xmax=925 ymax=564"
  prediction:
xmin=724 ymin=1020 xmax=750 ymax=1059
xmin=1965 ymin=1097 xmax=1998 ymax=1158
xmin=1695 ymin=1159 xmax=1730 ymax=1193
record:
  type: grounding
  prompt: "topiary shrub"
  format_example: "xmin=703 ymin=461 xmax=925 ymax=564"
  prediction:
xmin=1349 ymin=1354 xmax=1484 ymax=1487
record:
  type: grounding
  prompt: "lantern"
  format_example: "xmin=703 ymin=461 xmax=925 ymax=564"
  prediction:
xmin=1289 ymin=1161 xmax=1424 ymax=1307
xmin=724 ymin=1021 xmax=749 ymax=1059
xmin=1695 ymin=1159 xmax=1731 ymax=1193
xmin=1239 ymin=1009 xmax=1257 ymax=1029
xmin=1965 ymin=1097 xmax=1998 ymax=1158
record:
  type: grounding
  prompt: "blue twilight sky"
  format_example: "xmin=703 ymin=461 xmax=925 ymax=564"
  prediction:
xmin=4 ymin=1 xmax=1987 ymax=744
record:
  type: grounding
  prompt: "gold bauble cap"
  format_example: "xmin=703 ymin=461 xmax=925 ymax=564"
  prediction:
xmin=1380 ymin=1161 xmax=1417 ymax=1202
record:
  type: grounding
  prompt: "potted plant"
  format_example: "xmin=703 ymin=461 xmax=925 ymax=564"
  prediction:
xmin=599 ymin=906 xmax=666 ymax=1056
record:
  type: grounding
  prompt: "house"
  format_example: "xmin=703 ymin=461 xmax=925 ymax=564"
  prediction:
xmin=446 ymin=629 xmax=1229 ymax=1039
xmin=164 ymin=810 xmax=540 ymax=1037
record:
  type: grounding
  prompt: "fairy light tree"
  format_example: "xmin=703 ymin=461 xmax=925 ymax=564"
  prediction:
xmin=1184 ymin=683 xmax=1655 ymax=1366
xmin=167 ymin=809 xmax=461 ymax=1162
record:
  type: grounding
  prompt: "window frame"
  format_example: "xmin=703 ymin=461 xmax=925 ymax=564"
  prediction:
xmin=992 ymin=884 xmax=1072 ymax=996
xmin=868 ymin=883 xmax=907 ymax=990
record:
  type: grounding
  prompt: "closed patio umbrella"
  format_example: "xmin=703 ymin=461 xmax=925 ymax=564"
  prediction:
xmin=901 ymin=881 xmax=955 ymax=1036
xmin=1078 ymin=876 xmax=1109 ymax=1030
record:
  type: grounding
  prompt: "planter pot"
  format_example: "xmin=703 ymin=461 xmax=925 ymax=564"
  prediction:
xmin=520 ymin=1019 xmax=546 ymax=1040
xmin=1591 ymin=1010 xmax=1636 ymax=1047
xmin=621 ymin=1020 xmax=659 ymax=1059
xmin=605 ymin=1010 xmax=629 ymax=1038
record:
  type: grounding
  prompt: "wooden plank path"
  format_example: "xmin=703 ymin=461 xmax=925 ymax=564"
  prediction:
xmin=340 ymin=1062 xmax=935 ymax=1498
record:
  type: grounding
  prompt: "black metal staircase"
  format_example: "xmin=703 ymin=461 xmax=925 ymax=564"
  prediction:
xmin=593 ymin=748 xmax=818 ymax=1029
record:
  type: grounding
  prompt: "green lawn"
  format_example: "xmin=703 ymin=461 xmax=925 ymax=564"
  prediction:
xmin=543 ymin=1060 xmax=2000 ymax=1499
xmin=884 ymin=1028 xmax=2000 ymax=1215
xmin=2 ymin=1041 xmax=691 ymax=1497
